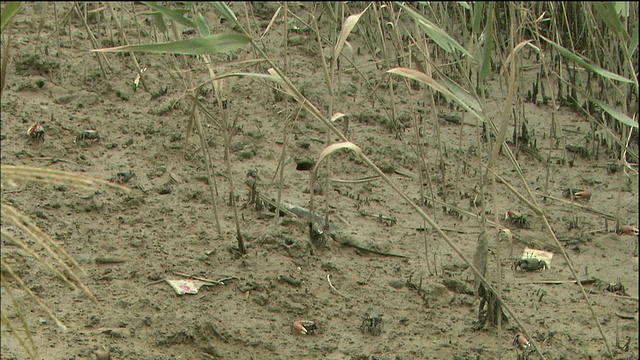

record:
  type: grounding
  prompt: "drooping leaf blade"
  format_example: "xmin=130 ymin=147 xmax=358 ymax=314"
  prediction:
xmin=388 ymin=67 xmax=484 ymax=123
xmin=151 ymin=12 xmax=167 ymax=33
xmin=314 ymin=142 xmax=362 ymax=174
xmin=196 ymin=14 xmax=210 ymax=36
xmin=593 ymin=2 xmax=628 ymax=40
xmin=210 ymin=2 xmax=238 ymax=23
xmin=471 ymin=2 xmax=484 ymax=36
xmin=1 ymin=2 xmax=21 ymax=33
xmin=457 ymin=2 xmax=470 ymax=10
xmin=92 ymin=33 xmax=250 ymax=55
xmin=397 ymin=2 xmax=472 ymax=58
xmin=629 ymin=21 xmax=638 ymax=56
xmin=540 ymin=35 xmax=633 ymax=84
xmin=334 ymin=6 xmax=369 ymax=62
xmin=590 ymin=96 xmax=638 ymax=129
xmin=143 ymin=2 xmax=196 ymax=28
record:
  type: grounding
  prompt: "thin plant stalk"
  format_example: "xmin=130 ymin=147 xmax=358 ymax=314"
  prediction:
xmin=190 ymin=97 xmax=222 ymax=234
xmin=274 ymin=115 xmax=294 ymax=226
xmin=1 ymin=275 xmax=38 ymax=359
xmin=74 ymin=3 xmax=109 ymax=80
xmin=274 ymin=1 xmax=289 ymax=227
xmin=106 ymin=3 xmax=149 ymax=89
xmin=224 ymin=109 xmax=245 ymax=254
xmin=489 ymin=5 xmax=517 ymax=357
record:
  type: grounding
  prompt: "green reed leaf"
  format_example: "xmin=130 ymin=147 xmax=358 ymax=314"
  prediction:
xmin=397 ymin=2 xmax=472 ymax=58
xmin=540 ymin=35 xmax=633 ymax=84
xmin=143 ymin=2 xmax=196 ymax=28
xmin=1 ymin=2 xmax=21 ymax=33
xmin=92 ymin=33 xmax=250 ymax=55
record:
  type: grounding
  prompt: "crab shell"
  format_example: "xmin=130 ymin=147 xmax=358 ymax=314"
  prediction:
xmin=515 ymin=258 xmax=547 ymax=271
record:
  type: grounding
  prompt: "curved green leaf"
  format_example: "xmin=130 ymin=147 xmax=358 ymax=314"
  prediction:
xmin=151 ymin=12 xmax=167 ymax=33
xmin=1 ymin=2 xmax=21 ymax=33
xmin=211 ymin=2 xmax=238 ymax=23
xmin=196 ymin=14 xmax=210 ymax=36
xmin=630 ymin=21 xmax=638 ymax=56
xmin=397 ymin=2 xmax=472 ymax=58
xmin=540 ymin=35 xmax=633 ymax=84
xmin=471 ymin=2 xmax=484 ymax=35
xmin=388 ymin=67 xmax=484 ymax=123
xmin=143 ymin=2 xmax=196 ymax=28
xmin=92 ymin=33 xmax=251 ymax=55
xmin=590 ymin=97 xmax=638 ymax=129
xmin=593 ymin=2 xmax=628 ymax=40
xmin=457 ymin=2 xmax=470 ymax=10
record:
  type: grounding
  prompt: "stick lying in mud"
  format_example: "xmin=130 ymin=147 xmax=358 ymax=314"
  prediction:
xmin=244 ymin=180 xmax=408 ymax=257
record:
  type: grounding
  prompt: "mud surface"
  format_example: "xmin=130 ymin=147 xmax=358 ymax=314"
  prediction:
xmin=1 ymin=3 xmax=638 ymax=359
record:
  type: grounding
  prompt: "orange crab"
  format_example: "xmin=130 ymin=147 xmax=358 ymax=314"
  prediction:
xmin=293 ymin=320 xmax=317 ymax=335
xmin=562 ymin=188 xmax=591 ymax=201
xmin=513 ymin=333 xmax=531 ymax=351
xmin=617 ymin=225 xmax=639 ymax=236
xmin=27 ymin=123 xmax=45 ymax=142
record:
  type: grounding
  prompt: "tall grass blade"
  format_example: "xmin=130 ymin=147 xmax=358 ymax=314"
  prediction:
xmin=471 ymin=2 xmax=484 ymax=34
xmin=196 ymin=14 xmax=211 ymax=36
xmin=457 ymin=2 xmax=471 ymax=11
xmin=151 ymin=12 xmax=167 ymax=33
xmin=630 ymin=21 xmax=638 ymax=56
xmin=1 ymin=165 xmax=127 ymax=190
xmin=478 ymin=2 xmax=492 ymax=82
xmin=540 ymin=35 xmax=633 ymax=84
xmin=261 ymin=5 xmax=282 ymax=39
xmin=2 ymin=276 xmax=37 ymax=359
xmin=473 ymin=231 xmax=488 ymax=292
xmin=589 ymin=96 xmax=638 ymax=129
xmin=210 ymin=2 xmax=238 ymax=23
xmin=1 ymin=259 xmax=68 ymax=331
xmin=92 ymin=33 xmax=251 ymax=55
xmin=437 ymin=70 xmax=483 ymax=112
xmin=0 ymin=2 xmax=20 ymax=33
xmin=397 ymin=2 xmax=472 ymax=58
xmin=143 ymin=2 xmax=196 ymax=28
xmin=593 ymin=2 xmax=629 ymax=40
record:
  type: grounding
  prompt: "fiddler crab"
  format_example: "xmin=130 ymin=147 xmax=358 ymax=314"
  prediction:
xmin=110 ymin=170 xmax=136 ymax=184
xmin=513 ymin=333 xmax=531 ymax=351
xmin=513 ymin=258 xmax=548 ymax=272
xmin=74 ymin=130 xmax=100 ymax=143
xmin=617 ymin=225 xmax=639 ymax=236
xmin=562 ymin=188 xmax=591 ymax=201
xmin=504 ymin=210 xmax=531 ymax=229
xmin=292 ymin=320 xmax=317 ymax=335
xmin=27 ymin=123 xmax=45 ymax=143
